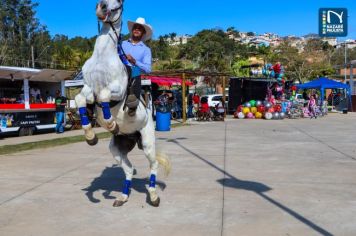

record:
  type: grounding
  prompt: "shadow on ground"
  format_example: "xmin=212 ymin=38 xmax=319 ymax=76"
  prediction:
xmin=168 ymin=138 xmax=333 ymax=236
xmin=82 ymin=164 xmax=166 ymax=205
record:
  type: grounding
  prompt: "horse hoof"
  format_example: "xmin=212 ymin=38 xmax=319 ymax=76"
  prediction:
xmin=86 ymin=135 xmax=98 ymax=146
xmin=150 ymin=197 xmax=160 ymax=207
xmin=113 ymin=199 xmax=126 ymax=207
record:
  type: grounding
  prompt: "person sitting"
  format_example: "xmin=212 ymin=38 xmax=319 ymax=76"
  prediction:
xmin=198 ymin=98 xmax=210 ymax=120
xmin=121 ymin=17 xmax=153 ymax=117
xmin=214 ymin=98 xmax=225 ymax=118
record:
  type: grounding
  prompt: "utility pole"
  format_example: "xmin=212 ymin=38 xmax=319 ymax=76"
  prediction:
xmin=182 ymin=72 xmax=187 ymax=123
xmin=31 ymin=46 xmax=35 ymax=68
xmin=344 ymin=42 xmax=347 ymax=83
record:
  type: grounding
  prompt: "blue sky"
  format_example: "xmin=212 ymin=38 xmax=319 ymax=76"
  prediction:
xmin=36 ymin=0 xmax=356 ymax=40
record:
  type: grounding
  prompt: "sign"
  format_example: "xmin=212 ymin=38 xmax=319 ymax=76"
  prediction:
xmin=319 ymin=8 xmax=348 ymax=37
xmin=0 ymin=111 xmax=55 ymax=128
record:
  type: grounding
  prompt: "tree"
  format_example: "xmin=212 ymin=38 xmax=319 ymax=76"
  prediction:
xmin=0 ymin=0 xmax=49 ymax=67
xmin=178 ymin=29 xmax=236 ymax=72
xmin=232 ymin=59 xmax=250 ymax=77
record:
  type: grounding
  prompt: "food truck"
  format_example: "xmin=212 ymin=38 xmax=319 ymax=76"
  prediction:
xmin=0 ymin=66 xmax=75 ymax=136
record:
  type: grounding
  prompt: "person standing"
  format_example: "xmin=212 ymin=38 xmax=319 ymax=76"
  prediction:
xmin=308 ymin=94 xmax=317 ymax=119
xmin=55 ymin=90 xmax=67 ymax=133
xmin=121 ymin=17 xmax=153 ymax=116
xmin=192 ymin=93 xmax=200 ymax=115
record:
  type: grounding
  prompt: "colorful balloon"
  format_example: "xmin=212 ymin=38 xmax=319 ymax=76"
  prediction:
xmin=257 ymin=106 xmax=265 ymax=113
xmin=249 ymin=100 xmax=256 ymax=107
xmin=272 ymin=112 xmax=280 ymax=120
xmin=242 ymin=107 xmax=250 ymax=114
xmin=264 ymin=112 xmax=273 ymax=120
xmin=237 ymin=112 xmax=245 ymax=119
xmin=244 ymin=102 xmax=252 ymax=108
xmin=246 ymin=112 xmax=254 ymax=119
xmin=255 ymin=100 xmax=263 ymax=107
xmin=250 ymin=107 xmax=257 ymax=114
xmin=255 ymin=112 xmax=263 ymax=119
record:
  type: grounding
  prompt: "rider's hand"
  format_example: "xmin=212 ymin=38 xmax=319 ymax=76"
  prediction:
xmin=126 ymin=54 xmax=136 ymax=65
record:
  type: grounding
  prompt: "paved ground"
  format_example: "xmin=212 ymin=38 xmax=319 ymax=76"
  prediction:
xmin=0 ymin=113 xmax=356 ymax=236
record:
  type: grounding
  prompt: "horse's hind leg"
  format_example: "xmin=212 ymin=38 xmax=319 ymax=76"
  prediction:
xmin=140 ymin=122 xmax=162 ymax=207
xmin=109 ymin=135 xmax=136 ymax=207
xmin=75 ymin=85 xmax=97 ymax=146
xmin=99 ymin=88 xmax=119 ymax=134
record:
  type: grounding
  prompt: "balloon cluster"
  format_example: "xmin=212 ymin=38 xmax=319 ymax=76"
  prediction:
xmin=234 ymin=100 xmax=286 ymax=120
xmin=262 ymin=62 xmax=285 ymax=82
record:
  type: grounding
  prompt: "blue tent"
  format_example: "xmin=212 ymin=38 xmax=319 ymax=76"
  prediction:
xmin=297 ymin=77 xmax=351 ymax=108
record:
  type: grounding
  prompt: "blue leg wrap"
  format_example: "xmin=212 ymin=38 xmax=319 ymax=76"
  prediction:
xmin=149 ymin=174 xmax=156 ymax=188
xmin=122 ymin=180 xmax=131 ymax=195
xmin=101 ymin=102 xmax=111 ymax=120
xmin=79 ymin=107 xmax=90 ymax=126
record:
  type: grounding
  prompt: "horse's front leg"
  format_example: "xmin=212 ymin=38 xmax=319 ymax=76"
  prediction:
xmin=75 ymin=85 xmax=97 ymax=146
xmin=99 ymin=88 xmax=119 ymax=134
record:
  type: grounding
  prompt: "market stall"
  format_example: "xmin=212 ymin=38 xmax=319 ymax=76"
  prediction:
xmin=0 ymin=66 xmax=75 ymax=135
xmin=296 ymin=77 xmax=352 ymax=111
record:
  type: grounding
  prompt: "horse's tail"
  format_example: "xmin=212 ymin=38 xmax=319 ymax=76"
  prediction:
xmin=156 ymin=152 xmax=171 ymax=177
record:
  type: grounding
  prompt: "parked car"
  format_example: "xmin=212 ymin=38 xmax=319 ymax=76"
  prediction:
xmin=201 ymin=94 xmax=229 ymax=107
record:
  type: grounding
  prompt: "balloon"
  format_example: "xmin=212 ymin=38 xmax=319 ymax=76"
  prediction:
xmin=242 ymin=107 xmax=250 ymax=114
xmin=237 ymin=112 xmax=245 ymax=119
xmin=249 ymin=100 xmax=256 ymax=107
xmin=265 ymin=102 xmax=272 ymax=109
xmin=264 ymin=112 xmax=273 ymax=120
xmin=268 ymin=107 xmax=275 ymax=113
xmin=272 ymin=112 xmax=280 ymax=120
xmin=257 ymin=106 xmax=265 ymax=113
xmin=279 ymin=112 xmax=286 ymax=119
xmin=246 ymin=112 xmax=254 ymax=119
xmin=250 ymin=107 xmax=257 ymax=114
xmin=255 ymin=112 xmax=263 ymax=119
xmin=274 ymin=105 xmax=282 ymax=112
xmin=255 ymin=100 xmax=263 ymax=107
xmin=244 ymin=102 xmax=251 ymax=108
xmin=236 ymin=105 xmax=243 ymax=113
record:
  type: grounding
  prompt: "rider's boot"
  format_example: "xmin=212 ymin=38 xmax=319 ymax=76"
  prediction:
xmin=126 ymin=75 xmax=141 ymax=117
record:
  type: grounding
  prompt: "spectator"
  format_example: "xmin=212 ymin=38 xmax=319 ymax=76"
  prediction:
xmin=308 ymin=94 xmax=317 ymax=119
xmin=54 ymin=90 xmax=67 ymax=133
xmin=192 ymin=93 xmax=200 ymax=114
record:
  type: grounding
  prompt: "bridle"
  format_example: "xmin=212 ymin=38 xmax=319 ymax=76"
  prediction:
xmin=99 ymin=0 xmax=124 ymax=25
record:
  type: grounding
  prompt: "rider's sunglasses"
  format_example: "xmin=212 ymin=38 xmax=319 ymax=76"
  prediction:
xmin=132 ymin=24 xmax=146 ymax=33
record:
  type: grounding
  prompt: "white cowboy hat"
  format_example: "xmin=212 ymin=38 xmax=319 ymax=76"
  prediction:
xmin=127 ymin=17 xmax=153 ymax=41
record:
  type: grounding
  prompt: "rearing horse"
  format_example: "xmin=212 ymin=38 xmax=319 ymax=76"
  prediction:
xmin=75 ymin=0 xmax=170 ymax=207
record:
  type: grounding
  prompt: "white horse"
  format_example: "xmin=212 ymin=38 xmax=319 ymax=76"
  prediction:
xmin=75 ymin=0 xmax=170 ymax=207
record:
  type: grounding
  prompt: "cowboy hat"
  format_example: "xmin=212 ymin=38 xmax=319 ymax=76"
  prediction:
xmin=127 ymin=17 xmax=153 ymax=41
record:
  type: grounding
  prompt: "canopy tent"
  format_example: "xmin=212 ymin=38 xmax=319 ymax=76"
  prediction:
xmin=141 ymin=75 xmax=193 ymax=86
xmin=67 ymin=73 xmax=193 ymax=87
xmin=296 ymin=77 xmax=352 ymax=108
xmin=0 ymin=66 xmax=75 ymax=82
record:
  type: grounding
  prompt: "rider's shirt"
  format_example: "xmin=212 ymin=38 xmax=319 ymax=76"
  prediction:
xmin=122 ymin=39 xmax=152 ymax=74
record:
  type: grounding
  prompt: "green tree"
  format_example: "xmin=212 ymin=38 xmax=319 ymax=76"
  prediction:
xmin=232 ymin=59 xmax=250 ymax=76
xmin=0 ymin=0 xmax=50 ymax=67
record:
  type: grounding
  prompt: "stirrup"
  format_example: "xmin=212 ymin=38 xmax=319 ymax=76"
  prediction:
xmin=126 ymin=94 xmax=139 ymax=109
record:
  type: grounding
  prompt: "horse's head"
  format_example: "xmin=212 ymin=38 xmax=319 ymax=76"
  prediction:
xmin=96 ymin=0 xmax=124 ymax=23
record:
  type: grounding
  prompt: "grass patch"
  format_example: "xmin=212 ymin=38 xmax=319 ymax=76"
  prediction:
xmin=0 ymin=123 xmax=190 ymax=156
xmin=0 ymin=132 xmax=112 ymax=156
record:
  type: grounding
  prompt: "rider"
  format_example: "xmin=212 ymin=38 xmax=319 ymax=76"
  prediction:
xmin=121 ymin=17 xmax=152 ymax=116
